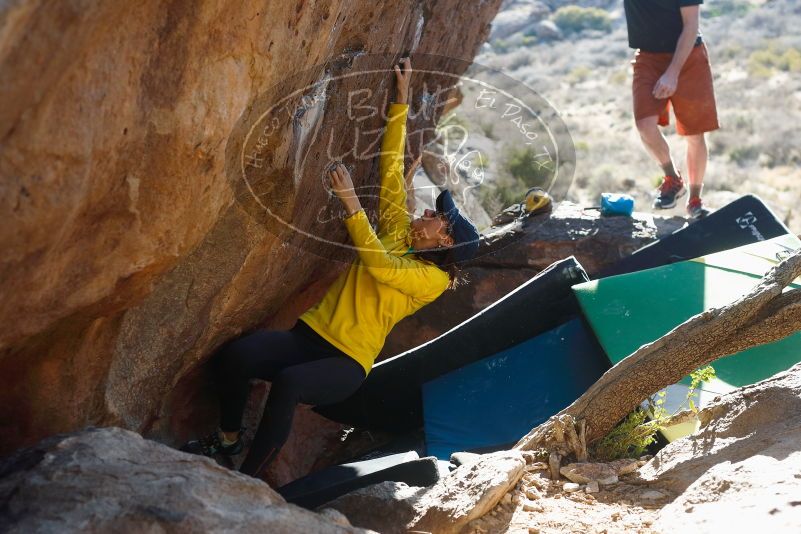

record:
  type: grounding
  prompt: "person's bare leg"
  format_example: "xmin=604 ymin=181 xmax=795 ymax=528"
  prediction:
xmin=685 ymin=133 xmax=707 ymax=200
xmin=636 ymin=115 xmax=679 ymax=178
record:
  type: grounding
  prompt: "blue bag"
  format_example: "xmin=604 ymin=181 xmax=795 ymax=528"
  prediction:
xmin=600 ymin=193 xmax=634 ymax=217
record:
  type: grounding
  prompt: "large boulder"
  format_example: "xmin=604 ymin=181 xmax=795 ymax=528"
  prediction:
xmin=0 ymin=0 xmax=503 ymax=458
xmin=0 ymin=427 xmax=371 ymax=533
xmin=640 ymin=362 xmax=801 ymax=532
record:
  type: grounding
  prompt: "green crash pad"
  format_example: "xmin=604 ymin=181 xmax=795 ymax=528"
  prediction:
xmin=573 ymin=234 xmax=801 ymax=440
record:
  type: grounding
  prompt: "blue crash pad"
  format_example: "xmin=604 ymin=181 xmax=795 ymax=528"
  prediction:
xmin=422 ymin=318 xmax=610 ymax=460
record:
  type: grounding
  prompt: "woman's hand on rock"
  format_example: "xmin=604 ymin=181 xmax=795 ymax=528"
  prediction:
xmin=393 ymin=57 xmax=412 ymax=105
xmin=328 ymin=163 xmax=361 ymax=216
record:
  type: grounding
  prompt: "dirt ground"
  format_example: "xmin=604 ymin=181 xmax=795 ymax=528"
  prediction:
xmin=466 ymin=467 xmax=671 ymax=534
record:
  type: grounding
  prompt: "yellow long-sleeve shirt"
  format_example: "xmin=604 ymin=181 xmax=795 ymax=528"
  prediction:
xmin=298 ymin=103 xmax=450 ymax=375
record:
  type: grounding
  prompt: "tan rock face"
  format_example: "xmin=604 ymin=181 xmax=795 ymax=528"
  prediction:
xmin=0 ymin=0 xmax=502 ymax=455
xmin=0 ymin=427 xmax=370 ymax=533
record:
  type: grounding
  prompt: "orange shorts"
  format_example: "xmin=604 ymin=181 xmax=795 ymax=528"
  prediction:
xmin=632 ymin=43 xmax=720 ymax=136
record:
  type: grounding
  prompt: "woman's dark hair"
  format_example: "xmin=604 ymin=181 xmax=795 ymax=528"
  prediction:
xmin=415 ymin=247 xmax=468 ymax=290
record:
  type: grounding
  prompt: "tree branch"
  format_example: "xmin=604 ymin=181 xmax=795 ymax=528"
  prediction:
xmin=515 ymin=249 xmax=801 ymax=452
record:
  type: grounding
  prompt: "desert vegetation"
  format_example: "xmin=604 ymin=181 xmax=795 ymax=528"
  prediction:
xmin=458 ymin=0 xmax=801 ymax=231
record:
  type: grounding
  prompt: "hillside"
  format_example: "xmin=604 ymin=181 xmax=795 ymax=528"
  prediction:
xmin=445 ymin=0 xmax=801 ymax=232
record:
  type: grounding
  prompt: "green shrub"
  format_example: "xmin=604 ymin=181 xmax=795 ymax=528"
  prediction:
xmin=748 ymin=45 xmax=801 ymax=77
xmin=608 ymin=68 xmax=627 ymax=86
xmin=492 ymin=38 xmax=510 ymax=54
xmin=496 ymin=181 xmax=524 ymax=209
xmin=704 ymin=0 xmax=751 ymax=19
xmin=552 ymin=6 xmax=612 ymax=35
xmin=474 ymin=152 xmax=490 ymax=168
xmin=589 ymin=407 xmax=660 ymax=461
xmin=479 ymin=121 xmax=496 ymax=140
xmin=478 ymin=177 xmax=526 ymax=216
xmin=568 ymin=65 xmax=592 ymax=85
xmin=729 ymin=145 xmax=760 ymax=166
xmin=503 ymin=145 xmax=555 ymax=190
xmin=591 ymin=366 xmax=716 ymax=461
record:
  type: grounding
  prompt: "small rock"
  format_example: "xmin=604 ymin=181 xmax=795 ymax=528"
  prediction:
xmin=524 ymin=474 xmax=547 ymax=490
xmin=525 ymin=462 xmax=549 ymax=472
xmin=609 ymin=459 xmax=639 ymax=476
xmin=502 ymin=493 xmax=513 ymax=505
xmin=528 ymin=527 xmax=540 ymax=534
xmin=560 ymin=462 xmax=618 ymax=485
xmin=554 ymin=493 xmax=562 ymax=499
xmin=523 ymin=501 xmax=544 ymax=513
xmin=563 ymin=482 xmax=581 ymax=493
xmin=586 ymin=481 xmax=600 ymax=494
xmin=611 ymin=512 xmax=621 ymax=521
xmin=535 ymin=20 xmax=562 ymax=40
xmin=525 ymin=488 xmax=541 ymax=500
xmin=451 ymin=451 xmax=481 ymax=467
xmin=640 ymin=490 xmax=666 ymax=501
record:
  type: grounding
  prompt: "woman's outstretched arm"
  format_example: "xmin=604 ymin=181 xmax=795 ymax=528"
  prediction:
xmin=377 ymin=58 xmax=412 ymax=240
xmin=405 ymin=154 xmax=420 ymax=217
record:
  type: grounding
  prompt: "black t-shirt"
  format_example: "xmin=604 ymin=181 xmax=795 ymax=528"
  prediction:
xmin=624 ymin=0 xmax=704 ymax=53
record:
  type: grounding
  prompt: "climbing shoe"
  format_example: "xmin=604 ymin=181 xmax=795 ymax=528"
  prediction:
xmin=180 ymin=428 xmax=244 ymax=458
xmin=687 ymin=197 xmax=710 ymax=220
xmin=652 ymin=175 xmax=686 ymax=209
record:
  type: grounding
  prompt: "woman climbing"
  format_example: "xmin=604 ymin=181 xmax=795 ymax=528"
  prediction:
xmin=181 ymin=57 xmax=480 ymax=478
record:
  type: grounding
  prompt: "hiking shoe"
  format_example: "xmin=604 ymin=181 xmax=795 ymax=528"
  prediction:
xmin=652 ymin=175 xmax=686 ymax=209
xmin=180 ymin=428 xmax=244 ymax=457
xmin=687 ymin=197 xmax=710 ymax=219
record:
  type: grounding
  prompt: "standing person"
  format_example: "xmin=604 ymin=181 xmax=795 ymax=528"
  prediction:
xmin=181 ymin=57 xmax=480 ymax=478
xmin=624 ymin=0 xmax=720 ymax=218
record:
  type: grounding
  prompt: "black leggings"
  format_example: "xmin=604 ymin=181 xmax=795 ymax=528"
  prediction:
xmin=213 ymin=320 xmax=366 ymax=476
